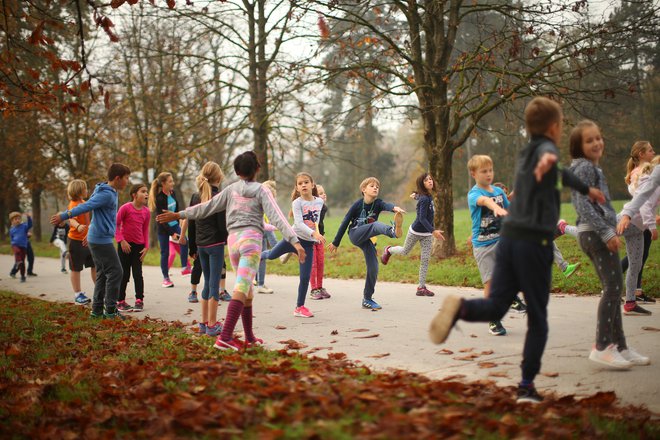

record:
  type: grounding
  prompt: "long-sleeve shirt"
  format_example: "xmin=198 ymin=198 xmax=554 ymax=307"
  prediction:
xmin=501 ymin=135 xmax=589 ymax=244
xmin=570 ymin=158 xmax=617 ymax=244
xmin=291 ymin=196 xmax=324 ymax=242
xmin=621 ymin=166 xmax=660 ymax=220
xmin=188 ymin=186 xmax=228 ymax=254
xmin=411 ymin=194 xmax=435 ymax=235
xmin=115 ymin=202 xmax=151 ymax=247
xmin=60 ymin=182 xmax=118 ymax=245
xmin=179 ymin=179 xmax=298 ymax=245
xmin=331 ymin=198 xmax=395 ymax=247
xmin=621 ymin=171 xmax=660 ymax=231
xmin=154 ymin=191 xmax=181 ymax=236
xmin=10 ymin=216 xmax=32 ymax=248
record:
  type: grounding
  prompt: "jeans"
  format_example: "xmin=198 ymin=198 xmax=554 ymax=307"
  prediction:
xmin=256 ymin=230 xmax=278 ymax=286
xmin=158 ymin=223 xmax=189 ymax=278
xmin=198 ymin=244 xmax=225 ymax=301
xmin=262 ymin=238 xmax=314 ymax=307
xmin=348 ymin=222 xmax=395 ymax=299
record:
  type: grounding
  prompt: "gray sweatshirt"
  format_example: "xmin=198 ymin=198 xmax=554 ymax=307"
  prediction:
xmin=291 ymin=196 xmax=325 ymax=242
xmin=621 ymin=166 xmax=660 ymax=220
xmin=179 ymin=179 xmax=298 ymax=245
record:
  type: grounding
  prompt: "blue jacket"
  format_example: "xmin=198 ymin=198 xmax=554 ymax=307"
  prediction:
xmin=61 ymin=182 xmax=118 ymax=244
xmin=411 ymin=194 xmax=435 ymax=234
xmin=10 ymin=216 xmax=32 ymax=248
xmin=332 ymin=198 xmax=394 ymax=247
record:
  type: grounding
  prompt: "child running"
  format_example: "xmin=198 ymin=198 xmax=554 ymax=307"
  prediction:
xmin=50 ymin=221 xmax=69 ymax=274
xmin=430 ymin=97 xmax=605 ymax=404
xmin=310 ymin=184 xmax=331 ymax=300
xmin=9 ymin=212 xmax=31 ymax=282
xmin=115 ymin=183 xmax=150 ymax=312
xmin=261 ymin=172 xmax=325 ymax=317
xmin=157 ymin=151 xmax=304 ymax=350
xmin=569 ymin=120 xmax=650 ymax=368
xmin=328 ymin=177 xmax=405 ymax=310
xmin=51 ymin=164 xmax=131 ymax=318
xmin=381 ymin=172 xmax=444 ymax=297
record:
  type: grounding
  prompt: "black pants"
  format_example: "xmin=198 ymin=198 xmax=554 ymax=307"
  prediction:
xmin=621 ymin=228 xmax=652 ymax=290
xmin=460 ymin=236 xmax=553 ymax=383
xmin=118 ymin=242 xmax=145 ymax=301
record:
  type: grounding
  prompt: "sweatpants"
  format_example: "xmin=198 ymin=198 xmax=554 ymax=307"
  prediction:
xmin=88 ymin=242 xmax=123 ymax=315
xmin=117 ymin=242 xmax=145 ymax=302
xmin=388 ymin=231 xmax=433 ymax=288
xmin=553 ymin=242 xmax=568 ymax=272
xmin=348 ymin=222 xmax=395 ymax=300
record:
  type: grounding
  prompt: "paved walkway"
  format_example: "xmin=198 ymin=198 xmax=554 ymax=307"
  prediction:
xmin=2 ymin=255 xmax=659 ymax=413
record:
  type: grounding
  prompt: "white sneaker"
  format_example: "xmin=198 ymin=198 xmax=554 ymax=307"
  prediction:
xmin=279 ymin=253 xmax=292 ymax=264
xmin=620 ymin=347 xmax=650 ymax=366
xmin=589 ymin=344 xmax=633 ymax=370
xmin=257 ymin=285 xmax=274 ymax=294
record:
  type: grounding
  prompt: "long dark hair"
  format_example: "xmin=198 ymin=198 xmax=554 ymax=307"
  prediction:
xmin=415 ymin=172 xmax=434 ymax=197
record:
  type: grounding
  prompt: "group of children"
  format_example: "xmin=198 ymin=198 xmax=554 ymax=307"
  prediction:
xmin=7 ymin=96 xmax=657 ymax=405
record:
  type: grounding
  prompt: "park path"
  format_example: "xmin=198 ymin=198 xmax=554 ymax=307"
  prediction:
xmin=2 ymin=254 xmax=659 ymax=413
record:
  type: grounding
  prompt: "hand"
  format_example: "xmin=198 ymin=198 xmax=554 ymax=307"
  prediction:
xmin=313 ymin=231 xmax=326 ymax=244
xmin=588 ymin=188 xmax=606 ymax=204
xmin=50 ymin=213 xmax=63 ymax=225
xmin=652 ymin=229 xmax=658 ymax=241
xmin=293 ymin=243 xmax=307 ymax=263
xmin=156 ymin=210 xmax=180 ymax=224
xmin=409 ymin=192 xmax=418 ymax=200
xmin=178 ymin=235 xmax=187 ymax=245
xmin=139 ymin=247 xmax=148 ymax=262
xmin=534 ymin=152 xmax=557 ymax=182
xmin=616 ymin=215 xmax=631 ymax=235
xmin=432 ymin=229 xmax=445 ymax=241
xmin=327 ymin=243 xmax=337 ymax=253
xmin=393 ymin=206 xmax=406 ymax=214
xmin=171 ymin=233 xmax=180 ymax=241
xmin=77 ymin=224 xmax=88 ymax=233
xmin=493 ymin=206 xmax=508 ymax=217
xmin=656 ymin=215 xmax=660 ymax=225
xmin=606 ymin=236 xmax=620 ymax=253
xmin=120 ymin=240 xmax=131 ymax=254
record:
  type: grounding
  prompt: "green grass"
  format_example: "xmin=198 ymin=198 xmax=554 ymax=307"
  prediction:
xmin=3 ymin=201 xmax=657 ymax=296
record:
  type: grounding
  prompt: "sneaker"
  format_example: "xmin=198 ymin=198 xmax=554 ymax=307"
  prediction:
xmin=213 ymin=338 xmax=242 ymax=351
xmin=381 ymin=245 xmax=392 ymax=265
xmin=488 ymin=321 xmax=507 ymax=336
xmin=320 ymin=288 xmax=331 ymax=299
xmin=75 ymin=292 xmax=91 ymax=305
xmin=90 ymin=310 xmax=104 ymax=319
xmin=20 ymin=277 xmax=26 ymax=283
xmin=589 ymin=344 xmax=632 ymax=369
xmin=562 ymin=262 xmax=580 ymax=278
xmin=103 ymin=311 xmax=127 ymax=320
xmin=61 ymin=268 xmax=68 ymax=274
xmin=556 ymin=219 xmax=568 ymax=236
xmin=416 ymin=286 xmax=435 ymax=297
xmin=294 ymin=305 xmax=314 ymax=318
xmin=9 ymin=271 xmax=16 ymax=279
xmin=245 ymin=338 xmax=264 ymax=348
xmin=181 ymin=266 xmax=192 ymax=276
xmin=510 ymin=296 xmax=527 ymax=313
xmin=429 ymin=295 xmax=463 ymax=344
xmin=361 ymin=298 xmax=382 ymax=310
xmin=162 ymin=278 xmax=174 ymax=288
xmin=257 ymin=285 xmax=274 ymax=294
xmin=27 ymin=272 xmax=37 ymax=277
xmin=206 ymin=322 xmax=223 ymax=337
xmin=310 ymin=289 xmax=324 ymax=300
xmin=188 ymin=291 xmax=199 ymax=303
xmin=117 ymin=301 xmax=134 ymax=312
xmin=516 ymin=385 xmax=543 ymax=404
xmin=393 ymin=211 xmax=403 ymax=238
xmin=133 ymin=299 xmax=144 ymax=312
xmin=198 ymin=322 xmax=207 ymax=334
xmin=619 ymin=347 xmax=650 ymax=366
xmin=623 ymin=302 xmax=652 ymax=316
xmin=279 ymin=253 xmax=292 ymax=264
xmin=220 ymin=290 xmax=232 ymax=302
xmin=636 ymin=293 xmax=656 ymax=304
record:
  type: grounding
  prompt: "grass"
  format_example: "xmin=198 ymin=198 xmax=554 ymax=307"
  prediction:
xmin=2 ymin=201 xmax=657 ymax=296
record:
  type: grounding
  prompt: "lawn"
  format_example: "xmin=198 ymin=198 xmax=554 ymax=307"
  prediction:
xmin=3 ymin=201 xmax=658 ymax=297
xmin=1 ymin=290 xmax=657 ymax=438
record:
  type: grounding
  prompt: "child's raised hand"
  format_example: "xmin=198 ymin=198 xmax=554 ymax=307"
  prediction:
xmin=120 ymin=240 xmax=131 ymax=254
xmin=534 ymin=152 xmax=557 ymax=182
xmin=293 ymin=243 xmax=307 ymax=262
xmin=327 ymin=243 xmax=338 ymax=253
xmin=156 ymin=210 xmax=179 ymax=224
xmin=606 ymin=236 xmax=620 ymax=253
xmin=50 ymin=213 xmax=62 ymax=225
xmin=616 ymin=215 xmax=631 ymax=235
xmin=432 ymin=229 xmax=445 ymax=241
xmin=587 ymin=187 xmax=606 ymax=204
xmin=393 ymin=206 xmax=406 ymax=213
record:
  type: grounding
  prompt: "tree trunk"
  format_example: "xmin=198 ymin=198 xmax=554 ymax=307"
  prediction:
xmin=429 ymin=143 xmax=456 ymax=258
xmin=31 ymin=188 xmax=43 ymax=242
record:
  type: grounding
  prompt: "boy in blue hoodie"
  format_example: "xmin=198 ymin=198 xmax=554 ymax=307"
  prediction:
xmin=9 ymin=212 xmax=32 ymax=282
xmin=51 ymin=163 xmax=131 ymax=318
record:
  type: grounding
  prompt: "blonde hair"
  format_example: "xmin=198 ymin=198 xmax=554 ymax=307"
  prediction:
xmin=467 ymin=155 xmax=493 ymax=173
xmin=262 ymin=180 xmax=277 ymax=197
xmin=196 ymin=162 xmax=224 ymax=203
xmin=360 ymin=177 xmax=380 ymax=193
xmin=9 ymin=211 xmax=21 ymax=222
xmin=625 ymin=141 xmax=652 ymax=185
xmin=291 ymin=172 xmax=317 ymax=201
xmin=639 ymin=155 xmax=660 ymax=177
xmin=67 ymin=179 xmax=87 ymax=201
xmin=148 ymin=172 xmax=172 ymax=211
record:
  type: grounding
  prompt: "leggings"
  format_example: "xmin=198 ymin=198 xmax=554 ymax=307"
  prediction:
xmin=621 ymin=228 xmax=652 ymax=291
xmin=227 ymin=229 xmax=263 ymax=298
xmin=310 ymin=241 xmax=325 ymax=290
xmin=388 ymin=231 xmax=433 ymax=288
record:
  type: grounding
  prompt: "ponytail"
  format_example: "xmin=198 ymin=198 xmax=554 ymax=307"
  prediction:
xmin=625 ymin=141 xmax=651 ymax=185
xmin=196 ymin=162 xmax=224 ymax=203
xmin=148 ymin=172 xmax=172 ymax=211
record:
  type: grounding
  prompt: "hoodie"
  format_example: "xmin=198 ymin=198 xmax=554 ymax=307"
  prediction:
xmin=60 ymin=182 xmax=118 ymax=245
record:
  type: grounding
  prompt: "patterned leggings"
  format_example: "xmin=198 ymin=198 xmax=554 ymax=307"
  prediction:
xmin=388 ymin=231 xmax=433 ymax=288
xmin=227 ymin=229 xmax=263 ymax=299
xmin=621 ymin=223 xmax=644 ymax=302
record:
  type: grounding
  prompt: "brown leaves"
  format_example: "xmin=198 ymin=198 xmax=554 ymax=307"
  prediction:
xmin=317 ymin=16 xmax=330 ymax=40
xmin=278 ymin=339 xmax=307 ymax=350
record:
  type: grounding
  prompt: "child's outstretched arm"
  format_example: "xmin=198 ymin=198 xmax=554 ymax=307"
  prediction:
xmin=329 ymin=202 xmax=358 ymax=252
xmin=51 ymin=191 xmax=109 ymax=225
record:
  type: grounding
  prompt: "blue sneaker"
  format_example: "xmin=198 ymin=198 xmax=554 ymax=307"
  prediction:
xmin=362 ymin=298 xmax=382 ymax=310
xmin=75 ymin=292 xmax=91 ymax=305
xmin=206 ymin=322 xmax=223 ymax=336
xmin=220 ymin=290 xmax=232 ymax=302
xmin=199 ymin=322 xmax=207 ymax=334
xmin=104 ymin=310 xmax=127 ymax=320
xmin=188 ymin=291 xmax=199 ymax=303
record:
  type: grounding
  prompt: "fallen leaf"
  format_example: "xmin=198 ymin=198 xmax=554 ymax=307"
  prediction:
xmin=459 ymin=347 xmax=475 ymax=353
xmin=542 ymin=372 xmax=559 ymax=378
xmin=480 ymin=350 xmax=494 ymax=355
xmin=275 ymin=325 xmax=287 ymax=330
xmin=39 ymin=294 xmax=46 ymax=297
xmin=488 ymin=372 xmax=509 ymax=378
xmin=478 ymin=362 xmax=497 ymax=369
xmin=349 ymin=328 xmax=370 ymax=332
xmin=436 ymin=348 xmax=454 ymax=355
xmin=5 ymin=344 xmax=21 ymax=356
xmin=330 ymin=340 xmax=338 ymax=343
xmin=330 ymin=330 xmax=338 ymax=335
xmin=278 ymin=339 xmax=308 ymax=350
xmin=367 ymin=353 xmax=390 ymax=359
xmin=470 ymin=334 xmax=478 ymax=338
xmin=642 ymin=326 xmax=660 ymax=332
xmin=453 ymin=354 xmax=480 ymax=361
xmin=442 ymin=374 xmax=466 ymax=381
xmin=354 ymin=334 xmax=379 ymax=339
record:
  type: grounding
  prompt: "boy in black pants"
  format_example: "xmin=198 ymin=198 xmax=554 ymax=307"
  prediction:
xmin=429 ymin=97 xmax=604 ymax=404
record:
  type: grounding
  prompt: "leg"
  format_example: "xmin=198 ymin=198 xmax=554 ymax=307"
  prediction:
xmin=158 ymin=233 xmax=170 ymax=279
xmin=207 ymin=246 xmax=224 ymax=325
xmin=310 ymin=242 xmax=322 ymax=290
xmin=389 ymin=231 xmax=421 ymax=257
xmin=131 ymin=244 xmax=145 ymax=301
xmin=553 ymin=242 xmax=568 ymax=271
xmin=91 ymin=243 xmax=124 ymax=315
xmin=418 ymin=236 xmax=433 ymax=288
xmin=296 ymin=240 xmax=315 ymax=307
xmin=261 ymin=239 xmax=295 ymax=260
xmin=198 ymin=247 xmax=211 ymax=324
xmin=637 ymin=229 xmax=652 ymax=290
xmin=358 ymin=240 xmax=379 ymax=300
xmin=26 ymin=242 xmax=34 ymax=274
xmin=349 ymin=221 xmax=395 ymax=246
xmin=623 ymin=225 xmax=644 ymax=302
xmin=256 ymin=236 xmax=267 ymax=286
xmin=88 ymin=244 xmax=107 ymax=315
xmin=70 ymin=270 xmax=82 ymax=293
xmin=117 ymin=243 xmax=132 ymax=303
xmin=168 ymin=242 xmax=179 ymax=269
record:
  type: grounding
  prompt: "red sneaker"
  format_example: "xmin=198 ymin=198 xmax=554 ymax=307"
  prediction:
xmin=381 ymin=245 xmax=392 ymax=265
xmin=213 ymin=338 xmax=243 ymax=351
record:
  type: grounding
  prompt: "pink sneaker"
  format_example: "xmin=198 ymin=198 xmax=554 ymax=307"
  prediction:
xmin=294 ymin=305 xmax=314 ymax=318
xmin=213 ymin=338 xmax=243 ymax=351
xmin=181 ymin=266 xmax=192 ymax=276
xmin=161 ymin=278 xmax=174 ymax=288
xmin=245 ymin=338 xmax=264 ymax=348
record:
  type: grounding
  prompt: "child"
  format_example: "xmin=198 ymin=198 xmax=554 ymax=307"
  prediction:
xmin=430 ymin=97 xmax=604 ymax=404
xmin=617 ymin=156 xmax=659 ymax=316
xmin=568 ymin=120 xmax=649 ymax=369
xmin=9 ymin=212 xmax=31 ymax=282
xmin=381 ymin=172 xmax=444 ymax=297
xmin=261 ymin=172 xmax=325 ymax=317
xmin=255 ymin=180 xmax=278 ymax=294
xmin=328 ymin=177 xmax=405 ymax=310
xmin=187 ymin=162 xmax=228 ymax=336
xmin=115 ymin=183 xmax=150 ymax=313
xmin=64 ymin=179 xmax=96 ymax=305
xmin=51 ymin=163 xmax=131 ymax=318
xmin=157 ymin=151 xmax=304 ymax=350
xmin=310 ymin=184 xmax=330 ymax=299
xmin=50 ymin=221 xmax=69 ymax=274
xmin=180 ymin=218 xmax=202 ymax=303
xmin=148 ymin=172 xmax=191 ymax=288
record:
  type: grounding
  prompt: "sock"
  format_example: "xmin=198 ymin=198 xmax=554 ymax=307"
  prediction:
xmin=220 ymin=299 xmax=244 ymax=341
xmin=520 ymin=379 xmax=533 ymax=388
xmin=242 ymin=306 xmax=256 ymax=342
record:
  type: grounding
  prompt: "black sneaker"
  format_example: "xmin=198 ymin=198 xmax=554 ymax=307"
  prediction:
xmin=636 ymin=293 xmax=656 ymax=304
xmin=623 ymin=303 xmax=652 ymax=316
xmin=488 ymin=321 xmax=507 ymax=336
xmin=27 ymin=272 xmax=37 ymax=277
xmin=510 ymin=296 xmax=527 ymax=313
xmin=516 ymin=385 xmax=543 ymax=404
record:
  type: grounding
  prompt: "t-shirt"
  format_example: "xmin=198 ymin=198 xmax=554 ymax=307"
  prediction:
xmin=468 ymin=185 xmax=509 ymax=248
xmin=67 ymin=199 xmax=90 ymax=241
xmin=115 ymin=202 xmax=151 ymax=247
xmin=167 ymin=194 xmax=178 ymax=227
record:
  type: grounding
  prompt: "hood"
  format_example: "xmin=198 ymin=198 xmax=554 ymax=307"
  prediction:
xmin=234 ymin=179 xmax=264 ymax=198
xmin=94 ymin=182 xmax=116 ymax=194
